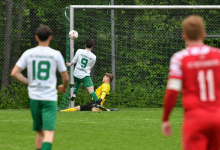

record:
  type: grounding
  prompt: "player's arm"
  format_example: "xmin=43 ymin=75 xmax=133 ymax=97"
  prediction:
xmin=11 ymin=65 xmax=28 ymax=85
xmin=162 ymin=53 xmax=183 ymax=136
xmin=58 ymin=71 xmax=69 ymax=93
xmin=61 ymin=72 xmax=69 ymax=89
xmin=57 ymin=52 xmax=69 ymax=93
xmin=95 ymin=84 xmax=110 ymax=105
xmin=162 ymin=78 xmax=182 ymax=121
xmin=162 ymin=78 xmax=182 ymax=136
xmin=11 ymin=52 xmax=28 ymax=85
xmin=99 ymin=84 xmax=109 ymax=100
xmin=66 ymin=50 xmax=79 ymax=66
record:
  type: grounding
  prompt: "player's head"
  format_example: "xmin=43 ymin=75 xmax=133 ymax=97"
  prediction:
xmin=182 ymin=15 xmax=206 ymax=42
xmin=102 ymin=73 xmax=114 ymax=83
xmin=35 ymin=25 xmax=52 ymax=42
xmin=85 ymin=39 xmax=95 ymax=49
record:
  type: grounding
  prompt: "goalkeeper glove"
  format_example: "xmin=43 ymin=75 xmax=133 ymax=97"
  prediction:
xmin=96 ymin=99 xmax=102 ymax=105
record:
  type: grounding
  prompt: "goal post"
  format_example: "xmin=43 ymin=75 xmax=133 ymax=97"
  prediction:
xmin=69 ymin=6 xmax=74 ymax=108
xmin=59 ymin=5 xmax=220 ymax=109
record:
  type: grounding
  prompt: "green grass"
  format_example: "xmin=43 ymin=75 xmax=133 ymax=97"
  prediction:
xmin=0 ymin=108 xmax=183 ymax=150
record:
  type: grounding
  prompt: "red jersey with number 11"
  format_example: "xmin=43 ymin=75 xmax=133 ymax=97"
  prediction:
xmin=169 ymin=45 xmax=220 ymax=111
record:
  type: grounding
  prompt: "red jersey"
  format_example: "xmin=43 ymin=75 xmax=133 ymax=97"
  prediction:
xmin=169 ymin=44 xmax=220 ymax=111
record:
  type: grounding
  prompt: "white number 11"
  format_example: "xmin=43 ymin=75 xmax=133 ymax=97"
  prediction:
xmin=198 ymin=69 xmax=215 ymax=102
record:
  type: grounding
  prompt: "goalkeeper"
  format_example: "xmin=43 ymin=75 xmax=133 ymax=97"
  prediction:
xmin=61 ymin=73 xmax=113 ymax=112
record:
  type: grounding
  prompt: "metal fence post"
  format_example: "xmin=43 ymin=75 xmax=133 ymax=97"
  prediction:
xmin=111 ymin=0 xmax=115 ymax=91
xmin=69 ymin=7 xmax=74 ymax=108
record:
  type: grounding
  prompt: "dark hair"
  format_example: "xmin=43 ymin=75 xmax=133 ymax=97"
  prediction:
xmin=105 ymin=73 xmax=114 ymax=82
xmin=85 ymin=39 xmax=95 ymax=48
xmin=36 ymin=25 xmax=52 ymax=41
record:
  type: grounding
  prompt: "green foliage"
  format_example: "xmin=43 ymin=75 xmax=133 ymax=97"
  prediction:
xmin=105 ymin=84 xmax=182 ymax=108
xmin=59 ymin=81 xmax=183 ymax=109
xmin=0 ymin=81 xmax=29 ymax=109
xmin=2 ymin=0 xmax=220 ymax=109
xmin=0 ymin=80 xmax=65 ymax=109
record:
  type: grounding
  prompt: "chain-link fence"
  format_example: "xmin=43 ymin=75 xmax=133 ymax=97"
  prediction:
xmin=1 ymin=0 xmax=220 ymax=109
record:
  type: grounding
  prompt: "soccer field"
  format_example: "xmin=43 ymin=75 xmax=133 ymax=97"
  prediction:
xmin=0 ymin=108 xmax=183 ymax=150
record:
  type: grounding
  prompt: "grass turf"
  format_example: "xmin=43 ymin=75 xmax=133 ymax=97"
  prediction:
xmin=0 ymin=108 xmax=183 ymax=150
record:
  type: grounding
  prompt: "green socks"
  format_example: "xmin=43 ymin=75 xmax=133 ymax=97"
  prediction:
xmin=91 ymin=92 xmax=98 ymax=102
xmin=73 ymin=81 xmax=81 ymax=93
xmin=42 ymin=142 xmax=52 ymax=150
xmin=36 ymin=149 xmax=41 ymax=150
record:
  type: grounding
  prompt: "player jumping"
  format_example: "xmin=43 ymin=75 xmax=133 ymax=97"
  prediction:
xmin=61 ymin=73 xmax=113 ymax=112
xmin=11 ymin=25 xmax=69 ymax=150
xmin=66 ymin=39 xmax=99 ymax=102
xmin=162 ymin=15 xmax=220 ymax=150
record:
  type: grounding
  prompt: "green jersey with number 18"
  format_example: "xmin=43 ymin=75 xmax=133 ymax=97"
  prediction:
xmin=70 ymin=49 xmax=96 ymax=79
xmin=16 ymin=46 xmax=67 ymax=101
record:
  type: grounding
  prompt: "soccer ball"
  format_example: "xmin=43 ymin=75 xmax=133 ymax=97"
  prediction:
xmin=69 ymin=30 xmax=78 ymax=40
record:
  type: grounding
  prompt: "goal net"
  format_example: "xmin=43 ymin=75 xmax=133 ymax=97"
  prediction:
xmin=59 ymin=5 xmax=220 ymax=109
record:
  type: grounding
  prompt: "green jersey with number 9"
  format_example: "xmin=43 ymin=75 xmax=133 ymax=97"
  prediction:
xmin=16 ymin=46 xmax=67 ymax=101
xmin=70 ymin=49 xmax=96 ymax=79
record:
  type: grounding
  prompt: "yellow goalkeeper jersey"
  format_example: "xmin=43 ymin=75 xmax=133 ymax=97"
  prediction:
xmin=95 ymin=83 xmax=110 ymax=106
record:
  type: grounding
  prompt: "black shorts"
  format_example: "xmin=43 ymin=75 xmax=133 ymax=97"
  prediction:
xmin=80 ymin=99 xmax=102 ymax=111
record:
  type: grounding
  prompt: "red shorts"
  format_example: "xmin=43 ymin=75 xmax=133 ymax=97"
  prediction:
xmin=182 ymin=109 xmax=220 ymax=150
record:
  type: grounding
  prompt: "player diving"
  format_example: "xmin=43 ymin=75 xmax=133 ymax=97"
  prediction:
xmin=60 ymin=73 xmax=113 ymax=112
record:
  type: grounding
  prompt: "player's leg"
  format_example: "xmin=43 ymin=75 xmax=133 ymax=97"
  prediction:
xmin=41 ymin=101 xmax=57 ymax=150
xmin=30 ymin=99 xmax=44 ymax=150
xmin=80 ymin=100 xmax=95 ymax=111
xmin=82 ymin=76 xmax=98 ymax=102
xmin=87 ymin=86 xmax=98 ymax=102
xmin=61 ymin=106 xmax=80 ymax=112
xmin=62 ymin=101 xmax=94 ymax=111
xmin=42 ymin=130 xmax=54 ymax=150
xmin=91 ymin=99 xmax=108 ymax=111
xmin=207 ymin=133 xmax=220 ymax=150
xmin=71 ymin=76 xmax=81 ymax=100
xmin=182 ymin=117 xmax=208 ymax=150
xmin=207 ymin=112 xmax=220 ymax=150
xmin=92 ymin=105 xmax=109 ymax=111
xmin=35 ymin=130 xmax=44 ymax=150
xmin=92 ymin=107 xmax=100 ymax=111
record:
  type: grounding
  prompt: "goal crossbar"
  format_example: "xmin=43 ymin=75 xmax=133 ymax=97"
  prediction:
xmin=70 ymin=5 xmax=220 ymax=10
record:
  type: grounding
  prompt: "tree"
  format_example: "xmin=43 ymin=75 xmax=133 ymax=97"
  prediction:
xmin=10 ymin=0 xmax=26 ymax=81
xmin=2 ymin=0 xmax=13 ymax=87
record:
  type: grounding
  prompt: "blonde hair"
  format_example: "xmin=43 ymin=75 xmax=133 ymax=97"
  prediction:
xmin=182 ymin=15 xmax=205 ymax=40
xmin=105 ymin=73 xmax=114 ymax=82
